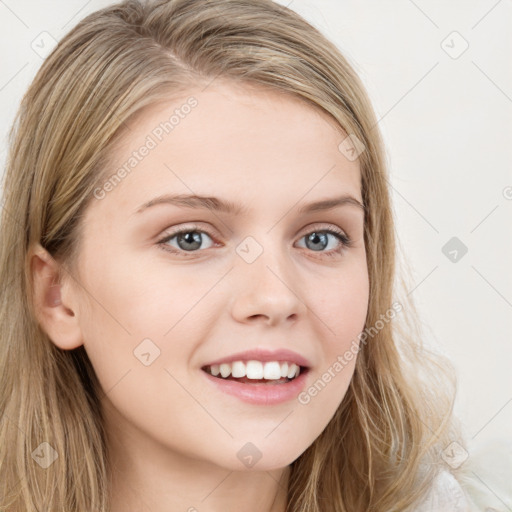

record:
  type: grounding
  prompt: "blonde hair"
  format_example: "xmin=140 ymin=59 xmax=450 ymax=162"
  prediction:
xmin=0 ymin=0 xmax=462 ymax=510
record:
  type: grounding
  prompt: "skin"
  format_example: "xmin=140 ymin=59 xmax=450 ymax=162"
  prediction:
xmin=31 ymin=80 xmax=369 ymax=512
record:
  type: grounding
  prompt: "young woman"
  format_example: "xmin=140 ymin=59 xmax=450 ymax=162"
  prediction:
xmin=0 ymin=0 xmax=475 ymax=510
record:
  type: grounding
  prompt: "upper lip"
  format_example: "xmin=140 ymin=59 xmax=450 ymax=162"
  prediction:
xmin=202 ymin=348 xmax=312 ymax=369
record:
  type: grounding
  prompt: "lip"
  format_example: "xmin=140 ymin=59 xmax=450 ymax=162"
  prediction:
xmin=201 ymin=348 xmax=312 ymax=369
xmin=201 ymin=366 xmax=310 ymax=405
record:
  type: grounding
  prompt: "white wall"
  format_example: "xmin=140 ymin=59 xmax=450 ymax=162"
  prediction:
xmin=1 ymin=0 xmax=510 ymax=507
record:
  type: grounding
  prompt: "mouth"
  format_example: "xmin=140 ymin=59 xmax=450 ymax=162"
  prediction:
xmin=200 ymin=359 xmax=311 ymax=405
xmin=201 ymin=361 xmax=310 ymax=385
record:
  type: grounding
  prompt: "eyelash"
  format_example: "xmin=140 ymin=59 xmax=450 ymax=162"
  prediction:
xmin=156 ymin=223 xmax=353 ymax=259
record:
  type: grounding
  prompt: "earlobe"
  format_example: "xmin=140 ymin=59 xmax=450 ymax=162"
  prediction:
xmin=30 ymin=243 xmax=84 ymax=350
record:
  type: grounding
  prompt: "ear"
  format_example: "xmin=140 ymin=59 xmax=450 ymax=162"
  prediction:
xmin=29 ymin=243 xmax=83 ymax=350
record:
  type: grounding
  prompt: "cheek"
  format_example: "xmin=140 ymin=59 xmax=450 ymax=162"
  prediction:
xmin=301 ymin=259 xmax=368 ymax=409
xmin=79 ymin=248 xmax=198 ymax=338
xmin=76 ymin=253 xmax=215 ymax=391
xmin=312 ymin=259 xmax=369 ymax=343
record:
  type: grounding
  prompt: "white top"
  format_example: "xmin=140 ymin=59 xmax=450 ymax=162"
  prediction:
xmin=414 ymin=470 xmax=471 ymax=511
xmin=412 ymin=437 xmax=512 ymax=512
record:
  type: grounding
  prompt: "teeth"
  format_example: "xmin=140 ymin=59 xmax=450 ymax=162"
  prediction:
xmin=263 ymin=361 xmax=282 ymax=380
xmin=288 ymin=364 xmax=299 ymax=379
xmin=206 ymin=360 xmax=302 ymax=380
xmin=219 ymin=363 xmax=231 ymax=378
xmin=232 ymin=361 xmax=245 ymax=378
xmin=246 ymin=360 xmax=263 ymax=379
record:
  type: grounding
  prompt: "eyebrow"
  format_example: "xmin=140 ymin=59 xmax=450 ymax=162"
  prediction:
xmin=134 ymin=193 xmax=365 ymax=215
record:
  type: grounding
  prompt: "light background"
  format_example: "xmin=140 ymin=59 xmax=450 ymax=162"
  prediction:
xmin=1 ymin=0 xmax=511 ymax=509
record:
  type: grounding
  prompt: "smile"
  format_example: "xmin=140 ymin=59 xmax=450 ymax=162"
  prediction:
xmin=201 ymin=360 xmax=310 ymax=405
xmin=203 ymin=360 xmax=303 ymax=383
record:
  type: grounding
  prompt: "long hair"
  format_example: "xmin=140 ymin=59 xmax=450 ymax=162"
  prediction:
xmin=0 ymin=0 xmax=462 ymax=510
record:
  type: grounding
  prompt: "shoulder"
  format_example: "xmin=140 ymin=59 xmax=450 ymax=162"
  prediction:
xmin=414 ymin=470 xmax=471 ymax=512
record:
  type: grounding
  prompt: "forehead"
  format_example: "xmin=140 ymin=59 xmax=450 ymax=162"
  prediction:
xmin=92 ymin=81 xmax=363 ymax=218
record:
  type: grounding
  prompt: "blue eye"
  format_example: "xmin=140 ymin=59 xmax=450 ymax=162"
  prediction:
xmin=157 ymin=224 xmax=353 ymax=259
xmin=296 ymin=229 xmax=352 ymax=258
xmin=157 ymin=225 xmax=216 ymax=254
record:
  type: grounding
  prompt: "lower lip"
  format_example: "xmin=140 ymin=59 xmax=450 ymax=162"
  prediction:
xmin=201 ymin=368 xmax=310 ymax=405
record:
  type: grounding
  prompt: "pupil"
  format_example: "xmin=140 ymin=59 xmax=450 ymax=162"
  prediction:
xmin=306 ymin=232 xmax=327 ymax=251
xmin=178 ymin=231 xmax=202 ymax=251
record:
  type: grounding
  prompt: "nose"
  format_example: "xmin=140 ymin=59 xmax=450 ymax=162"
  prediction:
xmin=229 ymin=243 xmax=306 ymax=327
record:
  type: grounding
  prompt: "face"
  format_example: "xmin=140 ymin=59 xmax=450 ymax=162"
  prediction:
xmin=70 ymin=80 xmax=369 ymax=471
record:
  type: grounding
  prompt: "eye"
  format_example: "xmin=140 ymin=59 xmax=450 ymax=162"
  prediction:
xmin=157 ymin=224 xmax=217 ymax=256
xmin=156 ymin=223 xmax=353 ymax=259
xmin=295 ymin=225 xmax=353 ymax=259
